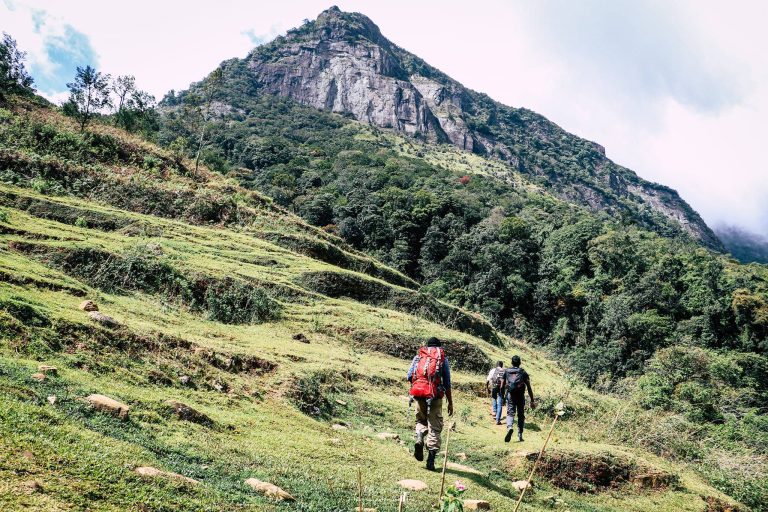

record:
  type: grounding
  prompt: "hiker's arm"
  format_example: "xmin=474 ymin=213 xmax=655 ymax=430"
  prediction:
xmin=443 ymin=358 xmax=454 ymax=416
xmin=526 ymin=380 xmax=535 ymax=408
xmin=406 ymin=356 xmax=418 ymax=382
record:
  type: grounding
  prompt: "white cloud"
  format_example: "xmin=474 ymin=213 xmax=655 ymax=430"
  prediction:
xmin=1 ymin=0 xmax=766 ymax=235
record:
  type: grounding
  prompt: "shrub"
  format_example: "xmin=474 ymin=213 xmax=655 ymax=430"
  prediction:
xmin=203 ymin=277 xmax=279 ymax=324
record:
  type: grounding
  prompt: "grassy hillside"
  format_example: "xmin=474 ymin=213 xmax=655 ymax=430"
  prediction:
xmin=0 ymin=96 xmax=762 ymax=512
xmin=160 ymin=87 xmax=768 ymax=386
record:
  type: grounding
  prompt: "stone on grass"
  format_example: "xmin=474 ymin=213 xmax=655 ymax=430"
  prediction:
xmin=86 ymin=394 xmax=130 ymax=419
xmin=512 ymin=480 xmax=531 ymax=492
xmin=30 ymin=373 xmax=45 ymax=381
xmin=630 ymin=471 xmax=676 ymax=489
xmin=88 ymin=311 xmax=120 ymax=327
xmin=292 ymin=333 xmax=310 ymax=343
xmin=456 ymin=452 xmax=468 ymax=461
xmin=47 ymin=395 xmax=57 ymax=405
xmin=244 ymin=478 xmax=295 ymax=501
xmin=165 ymin=400 xmax=213 ymax=426
xmin=38 ymin=365 xmax=58 ymax=375
xmin=376 ymin=432 xmax=399 ymax=441
xmin=464 ymin=500 xmax=491 ymax=510
xmin=332 ymin=423 xmax=348 ymax=431
xmin=398 ymin=479 xmax=427 ymax=491
xmin=79 ymin=300 xmax=99 ymax=312
xmin=135 ymin=466 xmax=198 ymax=485
xmin=447 ymin=462 xmax=482 ymax=475
xmin=21 ymin=480 xmax=43 ymax=493
xmin=179 ymin=375 xmax=191 ymax=385
xmin=335 ymin=399 xmax=348 ymax=406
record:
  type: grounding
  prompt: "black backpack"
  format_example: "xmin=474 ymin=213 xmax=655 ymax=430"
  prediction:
xmin=506 ymin=367 xmax=526 ymax=392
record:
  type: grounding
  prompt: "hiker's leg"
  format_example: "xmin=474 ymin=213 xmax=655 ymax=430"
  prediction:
xmin=491 ymin=388 xmax=497 ymax=415
xmin=505 ymin=391 xmax=514 ymax=429
xmin=517 ymin=396 xmax=526 ymax=434
xmin=415 ymin=398 xmax=428 ymax=439
xmin=495 ymin=392 xmax=504 ymax=423
xmin=426 ymin=397 xmax=444 ymax=451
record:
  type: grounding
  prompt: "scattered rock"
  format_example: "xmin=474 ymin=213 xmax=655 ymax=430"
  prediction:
xmin=135 ymin=466 xmax=199 ymax=485
xmin=464 ymin=499 xmax=491 ymax=510
xmin=47 ymin=395 xmax=56 ymax=405
xmin=165 ymin=400 xmax=213 ymax=426
xmin=244 ymin=478 xmax=295 ymax=501
xmin=30 ymin=373 xmax=45 ymax=381
xmin=38 ymin=365 xmax=58 ymax=376
xmin=332 ymin=423 xmax=348 ymax=431
xmin=631 ymin=471 xmax=677 ymax=490
xmin=22 ymin=450 xmax=34 ymax=459
xmin=145 ymin=243 xmax=163 ymax=255
xmin=79 ymin=300 xmax=99 ymax=312
xmin=178 ymin=375 xmax=191 ymax=385
xmin=292 ymin=333 xmax=310 ymax=343
xmin=85 ymin=394 xmax=130 ymax=419
xmin=88 ymin=311 xmax=120 ymax=327
xmin=447 ymin=462 xmax=482 ymax=475
xmin=398 ymin=479 xmax=427 ymax=491
xmin=376 ymin=432 xmax=400 ymax=441
xmin=456 ymin=452 xmax=468 ymax=461
xmin=512 ymin=480 xmax=532 ymax=492
xmin=21 ymin=480 xmax=43 ymax=493
xmin=335 ymin=399 xmax=348 ymax=406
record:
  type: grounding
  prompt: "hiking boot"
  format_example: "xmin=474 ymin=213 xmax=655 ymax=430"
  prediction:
xmin=504 ymin=428 xmax=513 ymax=443
xmin=414 ymin=431 xmax=425 ymax=462
xmin=426 ymin=449 xmax=437 ymax=471
xmin=496 ymin=420 xmax=502 ymax=425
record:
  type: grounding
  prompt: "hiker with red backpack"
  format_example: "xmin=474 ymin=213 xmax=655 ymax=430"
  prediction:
xmin=407 ymin=337 xmax=454 ymax=471
xmin=500 ymin=355 xmax=535 ymax=442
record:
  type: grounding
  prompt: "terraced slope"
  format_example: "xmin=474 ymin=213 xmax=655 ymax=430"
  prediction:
xmin=0 ymin=99 xmax=746 ymax=511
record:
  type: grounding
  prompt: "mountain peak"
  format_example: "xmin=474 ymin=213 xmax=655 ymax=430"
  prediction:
xmin=232 ymin=8 xmax=722 ymax=251
xmin=311 ymin=5 xmax=384 ymax=44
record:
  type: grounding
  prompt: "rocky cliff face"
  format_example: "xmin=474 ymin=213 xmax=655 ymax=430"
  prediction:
xmin=228 ymin=6 xmax=723 ymax=250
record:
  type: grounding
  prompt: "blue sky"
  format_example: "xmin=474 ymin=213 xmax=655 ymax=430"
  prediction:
xmin=2 ymin=0 xmax=767 ymax=237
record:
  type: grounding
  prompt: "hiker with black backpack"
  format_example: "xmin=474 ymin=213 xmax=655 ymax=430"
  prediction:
xmin=407 ymin=337 xmax=454 ymax=471
xmin=486 ymin=361 xmax=505 ymax=424
xmin=500 ymin=355 xmax=535 ymax=442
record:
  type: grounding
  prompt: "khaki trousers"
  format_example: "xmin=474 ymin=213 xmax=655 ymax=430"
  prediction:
xmin=414 ymin=397 xmax=443 ymax=451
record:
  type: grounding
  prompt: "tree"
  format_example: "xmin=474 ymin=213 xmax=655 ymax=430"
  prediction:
xmin=185 ymin=67 xmax=223 ymax=176
xmin=0 ymin=32 xmax=34 ymax=100
xmin=112 ymin=75 xmax=135 ymax=128
xmin=66 ymin=66 xmax=112 ymax=131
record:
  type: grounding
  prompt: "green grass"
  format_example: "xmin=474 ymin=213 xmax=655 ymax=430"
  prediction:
xmin=0 ymin=98 xmax=749 ymax=511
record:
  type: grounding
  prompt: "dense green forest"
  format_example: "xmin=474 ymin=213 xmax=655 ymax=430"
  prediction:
xmin=158 ymin=85 xmax=768 ymax=387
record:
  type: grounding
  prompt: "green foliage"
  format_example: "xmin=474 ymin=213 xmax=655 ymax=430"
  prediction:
xmin=65 ymin=65 xmax=112 ymax=131
xmin=0 ymin=32 xmax=34 ymax=99
xmin=439 ymin=482 xmax=467 ymax=512
xmin=203 ymin=277 xmax=278 ymax=324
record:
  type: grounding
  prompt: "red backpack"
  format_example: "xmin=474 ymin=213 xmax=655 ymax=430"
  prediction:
xmin=409 ymin=346 xmax=445 ymax=399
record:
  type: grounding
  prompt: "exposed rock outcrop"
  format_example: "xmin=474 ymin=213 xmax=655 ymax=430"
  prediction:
xmin=219 ymin=6 xmax=723 ymax=251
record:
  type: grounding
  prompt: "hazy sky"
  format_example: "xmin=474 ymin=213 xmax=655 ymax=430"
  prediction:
xmin=2 ymin=0 xmax=767 ymax=236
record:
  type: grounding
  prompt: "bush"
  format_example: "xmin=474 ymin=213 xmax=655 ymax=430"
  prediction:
xmin=203 ymin=277 xmax=279 ymax=324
